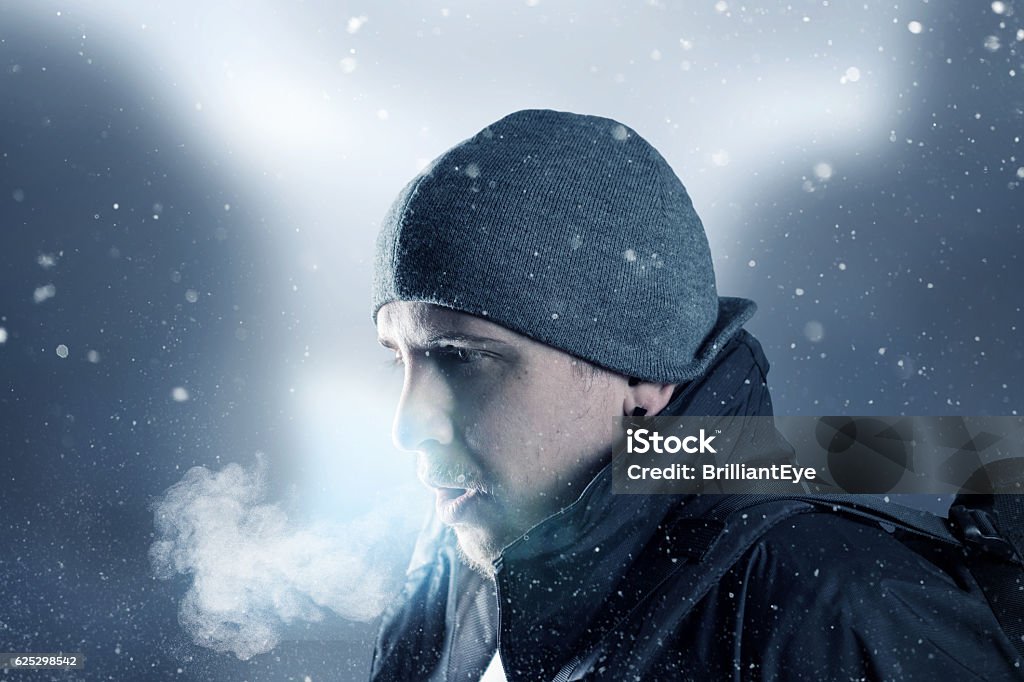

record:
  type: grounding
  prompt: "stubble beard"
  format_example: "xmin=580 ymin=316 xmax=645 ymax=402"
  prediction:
xmin=453 ymin=524 xmax=504 ymax=577
xmin=418 ymin=454 xmax=511 ymax=576
xmin=450 ymin=492 xmax=550 ymax=578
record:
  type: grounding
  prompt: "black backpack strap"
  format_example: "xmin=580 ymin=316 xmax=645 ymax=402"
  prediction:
xmin=990 ymin=495 xmax=1024 ymax=561
xmin=949 ymin=494 xmax=1024 ymax=661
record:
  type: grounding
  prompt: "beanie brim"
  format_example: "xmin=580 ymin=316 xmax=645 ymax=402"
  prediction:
xmin=373 ymin=293 xmax=756 ymax=385
xmin=674 ymin=296 xmax=757 ymax=383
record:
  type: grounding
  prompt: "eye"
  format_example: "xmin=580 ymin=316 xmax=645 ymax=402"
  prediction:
xmin=437 ymin=345 xmax=481 ymax=363
xmin=432 ymin=342 xmax=487 ymax=364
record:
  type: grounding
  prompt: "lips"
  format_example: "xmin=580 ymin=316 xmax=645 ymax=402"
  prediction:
xmin=434 ymin=486 xmax=481 ymax=525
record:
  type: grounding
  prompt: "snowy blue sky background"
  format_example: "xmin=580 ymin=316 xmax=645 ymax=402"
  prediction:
xmin=1 ymin=1 xmax=1022 ymax=679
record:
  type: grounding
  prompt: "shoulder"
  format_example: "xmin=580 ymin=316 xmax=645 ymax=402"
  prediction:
xmin=709 ymin=509 xmax=1017 ymax=679
xmin=726 ymin=508 xmax=974 ymax=619
xmin=743 ymin=507 xmax=956 ymax=585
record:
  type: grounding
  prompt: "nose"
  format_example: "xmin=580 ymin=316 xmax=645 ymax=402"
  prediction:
xmin=392 ymin=364 xmax=456 ymax=453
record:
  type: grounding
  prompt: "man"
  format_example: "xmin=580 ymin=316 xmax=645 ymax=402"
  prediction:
xmin=369 ymin=110 xmax=1019 ymax=680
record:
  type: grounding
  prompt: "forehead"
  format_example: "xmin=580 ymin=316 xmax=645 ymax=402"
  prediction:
xmin=376 ymin=301 xmax=524 ymax=348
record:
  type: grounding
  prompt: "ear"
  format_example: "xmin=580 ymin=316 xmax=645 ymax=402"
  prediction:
xmin=622 ymin=378 xmax=677 ymax=417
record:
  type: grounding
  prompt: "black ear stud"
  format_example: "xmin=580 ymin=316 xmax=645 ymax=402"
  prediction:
xmin=631 ymin=407 xmax=648 ymax=417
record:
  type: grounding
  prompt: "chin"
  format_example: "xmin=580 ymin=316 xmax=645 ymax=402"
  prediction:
xmin=453 ymin=524 xmax=504 ymax=577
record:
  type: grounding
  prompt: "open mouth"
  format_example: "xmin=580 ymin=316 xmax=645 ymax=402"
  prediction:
xmin=434 ymin=486 xmax=481 ymax=524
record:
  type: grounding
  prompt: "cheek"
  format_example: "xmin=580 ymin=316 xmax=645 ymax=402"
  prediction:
xmin=458 ymin=367 xmax=619 ymax=488
xmin=456 ymin=385 xmax=527 ymax=476
xmin=531 ymin=392 xmax=620 ymax=481
xmin=462 ymin=408 xmax=535 ymax=467
xmin=459 ymin=398 xmax=554 ymax=492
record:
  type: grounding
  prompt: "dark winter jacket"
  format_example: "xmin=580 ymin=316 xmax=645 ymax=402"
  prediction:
xmin=370 ymin=330 xmax=1021 ymax=681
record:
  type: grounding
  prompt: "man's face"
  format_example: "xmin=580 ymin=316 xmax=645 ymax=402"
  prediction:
xmin=377 ymin=301 xmax=629 ymax=573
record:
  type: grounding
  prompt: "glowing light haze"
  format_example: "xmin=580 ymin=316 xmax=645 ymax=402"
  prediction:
xmin=7 ymin=0 xmax=931 ymax=515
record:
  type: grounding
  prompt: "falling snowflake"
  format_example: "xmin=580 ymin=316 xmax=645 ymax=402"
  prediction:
xmin=346 ymin=15 xmax=368 ymax=34
xmin=33 ymin=284 xmax=56 ymax=303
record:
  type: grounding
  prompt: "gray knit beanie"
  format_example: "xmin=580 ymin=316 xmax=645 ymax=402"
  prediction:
xmin=372 ymin=109 xmax=755 ymax=383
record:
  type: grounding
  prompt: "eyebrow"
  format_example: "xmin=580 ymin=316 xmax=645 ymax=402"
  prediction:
xmin=377 ymin=332 xmax=512 ymax=350
xmin=424 ymin=332 xmax=511 ymax=347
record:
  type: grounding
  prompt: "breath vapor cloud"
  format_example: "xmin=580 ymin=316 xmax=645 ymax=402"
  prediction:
xmin=150 ymin=456 xmax=415 ymax=660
